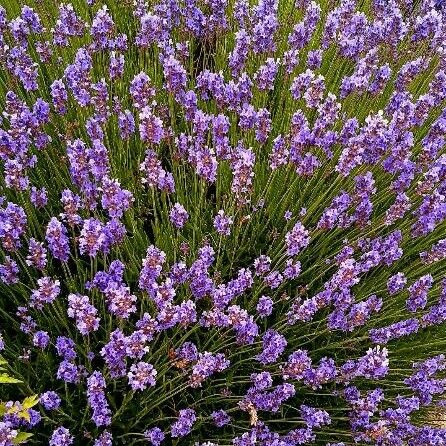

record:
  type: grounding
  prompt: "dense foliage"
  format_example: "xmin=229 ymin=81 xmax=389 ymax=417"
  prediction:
xmin=1 ymin=0 xmax=446 ymax=444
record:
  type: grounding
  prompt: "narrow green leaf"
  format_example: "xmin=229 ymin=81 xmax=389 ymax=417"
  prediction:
xmin=22 ymin=395 xmax=39 ymax=410
xmin=12 ymin=432 xmax=33 ymax=444
xmin=0 ymin=374 xmax=22 ymax=384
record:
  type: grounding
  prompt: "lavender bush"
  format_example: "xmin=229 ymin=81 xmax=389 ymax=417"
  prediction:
xmin=1 ymin=0 xmax=446 ymax=444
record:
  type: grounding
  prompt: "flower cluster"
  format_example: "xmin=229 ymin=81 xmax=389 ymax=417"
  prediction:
xmin=86 ymin=371 xmax=112 ymax=427
xmin=1 ymin=0 xmax=446 ymax=445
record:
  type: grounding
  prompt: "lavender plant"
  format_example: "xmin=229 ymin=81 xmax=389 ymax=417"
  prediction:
xmin=1 ymin=0 xmax=446 ymax=444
